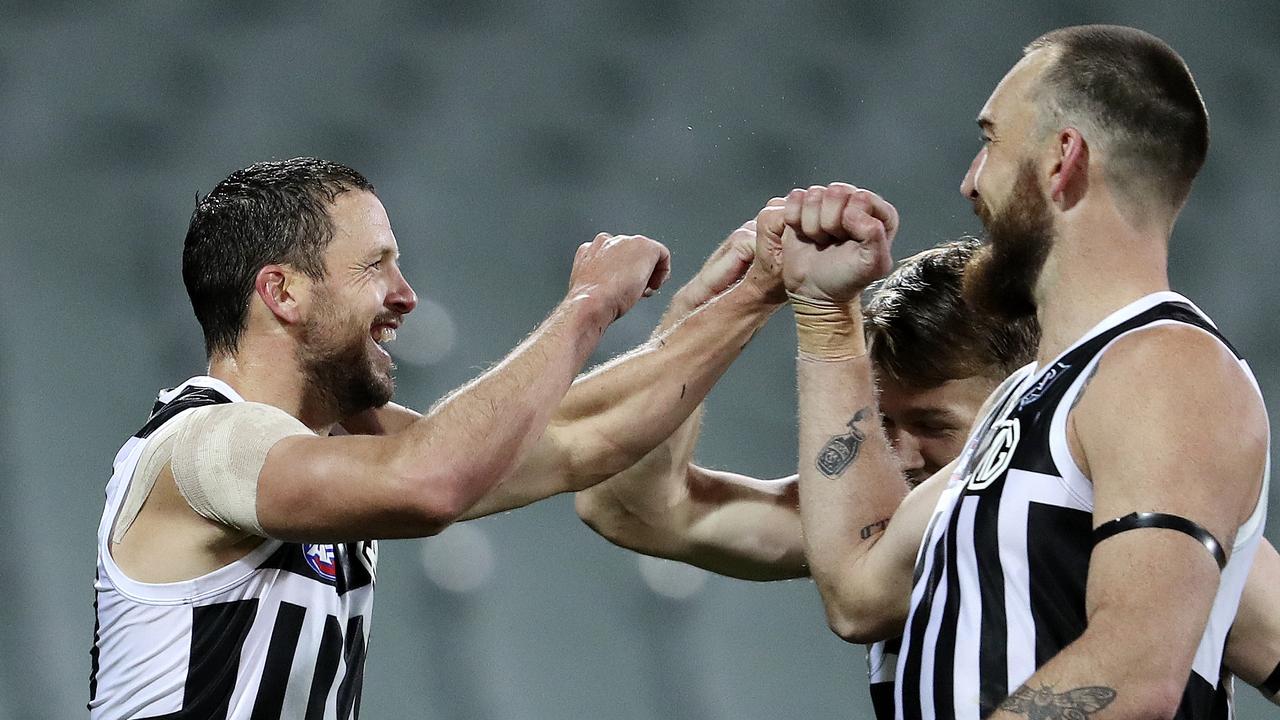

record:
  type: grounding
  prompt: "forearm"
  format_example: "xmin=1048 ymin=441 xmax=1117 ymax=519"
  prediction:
xmin=985 ymin=628 xmax=1182 ymax=720
xmin=386 ymin=294 xmax=612 ymax=514
xmin=1226 ymin=540 xmax=1280 ymax=704
xmin=795 ymin=307 xmax=909 ymax=640
xmin=554 ymin=279 xmax=781 ymax=485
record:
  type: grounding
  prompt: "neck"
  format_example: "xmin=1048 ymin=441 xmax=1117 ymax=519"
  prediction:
xmin=1033 ymin=204 xmax=1171 ymax=364
xmin=207 ymin=338 xmax=340 ymax=435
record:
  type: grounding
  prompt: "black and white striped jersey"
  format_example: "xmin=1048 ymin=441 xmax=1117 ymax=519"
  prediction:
xmin=868 ymin=636 xmax=901 ymax=720
xmin=90 ymin=377 xmax=377 ymax=719
xmin=893 ymin=292 xmax=1269 ymax=720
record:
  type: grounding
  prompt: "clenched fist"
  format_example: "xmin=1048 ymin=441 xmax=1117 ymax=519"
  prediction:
xmin=568 ymin=233 xmax=672 ymax=321
xmin=769 ymin=183 xmax=898 ymax=304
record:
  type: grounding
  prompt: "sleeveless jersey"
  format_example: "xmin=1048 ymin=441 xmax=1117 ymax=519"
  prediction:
xmin=89 ymin=376 xmax=378 ymax=719
xmin=892 ymin=292 xmax=1269 ymax=720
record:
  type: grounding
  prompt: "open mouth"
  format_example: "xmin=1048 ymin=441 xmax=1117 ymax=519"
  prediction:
xmin=370 ymin=321 xmax=399 ymax=357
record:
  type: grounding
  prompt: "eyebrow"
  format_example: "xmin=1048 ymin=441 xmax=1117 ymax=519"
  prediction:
xmin=977 ymin=117 xmax=995 ymax=133
xmin=901 ymin=408 xmax=967 ymax=426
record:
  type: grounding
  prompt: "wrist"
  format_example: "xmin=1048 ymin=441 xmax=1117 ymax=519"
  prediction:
xmin=741 ymin=265 xmax=788 ymax=306
xmin=562 ymin=286 xmax=617 ymax=333
xmin=789 ymin=292 xmax=867 ymax=361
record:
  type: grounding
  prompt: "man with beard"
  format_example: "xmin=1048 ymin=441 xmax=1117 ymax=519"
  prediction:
xmin=89 ymin=158 xmax=788 ymax=718
xmin=781 ymin=25 xmax=1270 ymax=720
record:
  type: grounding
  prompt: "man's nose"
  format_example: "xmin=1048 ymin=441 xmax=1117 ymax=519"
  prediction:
xmin=387 ymin=266 xmax=418 ymax=315
xmin=960 ymin=146 xmax=987 ymax=201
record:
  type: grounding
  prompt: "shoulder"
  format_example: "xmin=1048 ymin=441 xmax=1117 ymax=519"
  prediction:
xmin=1090 ymin=322 xmax=1258 ymax=407
xmin=1075 ymin=322 xmax=1267 ymax=465
xmin=179 ymin=402 xmax=313 ymax=439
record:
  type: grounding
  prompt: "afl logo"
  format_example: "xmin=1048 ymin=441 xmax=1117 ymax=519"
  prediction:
xmin=967 ymin=419 xmax=1020 ymax=492
xmin=303 ymin=543 xmax=337 ymax=581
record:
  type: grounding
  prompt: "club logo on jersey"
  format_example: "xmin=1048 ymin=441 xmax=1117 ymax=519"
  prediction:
xmin=967 ymin=419 xmax=1020 ymax=492
xmin=303 ymin=543 xmax=337 ymax=581
xmin=1018 ymin=361 xmax=1071 ymax=409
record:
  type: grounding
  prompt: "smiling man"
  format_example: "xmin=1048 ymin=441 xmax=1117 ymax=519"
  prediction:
xmin=88 ymin=157 xmax=787 ymax=718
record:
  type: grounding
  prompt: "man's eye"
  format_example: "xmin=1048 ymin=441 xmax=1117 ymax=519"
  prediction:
xmin=915 ymin=424 xmax=956 ymax=439
xmin=367 ymin=260 xmax=383 ymax=270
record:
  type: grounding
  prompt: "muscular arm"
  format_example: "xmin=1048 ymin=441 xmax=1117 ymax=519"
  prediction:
xmin=1225 ymin=540 xmax=1280 ymax=705
xmin=255 ymin=234 xmax=672 ymax=541
xmin=344 ymin=239 xmax=782 ymax=526
xmin=258 ymin=292 xmax=623 ymax=540
xmin=795 ymin=338 xmax=929 ymax=641
xmin=987 ymin=327 xmax=1268 ymax=720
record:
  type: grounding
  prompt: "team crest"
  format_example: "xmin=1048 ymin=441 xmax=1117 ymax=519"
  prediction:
xmin=302 ymin=543 xmax=338 ymax=581
xmin=967 ymin=419 xmax=1020 ymax=492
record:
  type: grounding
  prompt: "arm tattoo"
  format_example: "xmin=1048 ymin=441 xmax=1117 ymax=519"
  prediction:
xmin=998 ymin=684 xmax=1116 ymax=719
xmin=1067 ymin=363 xmax=1100 ymax=414
xmin=859 ymin=518 xmax=890 ymax=540
xmin=815 ymin=408 xmax=869 ymax=479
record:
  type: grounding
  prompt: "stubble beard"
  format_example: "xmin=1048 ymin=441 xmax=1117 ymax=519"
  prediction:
xmin=297 ymin=295 xmax=396 ymax=421
xmin=963 ymin=159 xmax=1055 ymax=323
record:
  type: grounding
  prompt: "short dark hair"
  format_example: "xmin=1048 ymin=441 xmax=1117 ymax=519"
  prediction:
xmin=1025 ymin=25 xmax=1209 ymax=211
xmin=865 ymin=239 xmax=1039 ymax=388
xmin=182 ymin=157 xmax=375 ymax=357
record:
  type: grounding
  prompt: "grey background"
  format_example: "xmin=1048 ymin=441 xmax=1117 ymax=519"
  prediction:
xmin=2 ymin=1 xmax=1277 ymax=718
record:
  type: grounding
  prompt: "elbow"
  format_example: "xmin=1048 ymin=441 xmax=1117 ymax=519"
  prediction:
xmin=821 ymin=593 xmax=903 ymax=644
xmin=1128 ymin=677 xmax=1185 ymax=720
xmin=574 ymin=488 xmax=619 ymax=540
xmin=393 ymin=466 xmax=480 ymax=537
xmin=824 ymin=608 xmax=890 ymax=645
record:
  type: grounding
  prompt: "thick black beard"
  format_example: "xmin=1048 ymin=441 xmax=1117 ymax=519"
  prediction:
xmin=297 ymin=302 xmax=395 ymax=421
xmin=963 ymin=160 xmax=1055 ymax=323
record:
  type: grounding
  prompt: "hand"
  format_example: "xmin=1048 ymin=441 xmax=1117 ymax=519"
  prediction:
xmin=670 ymin=220 xmax=757 ymax=315
xmin=671 ymin=197 xmax=788 ymax=315
xmin=774 ymin=183 xmax=898 ymax=304
xmin=747 ymin=197 xmax=788 ymax=304
xmin=569 ymin=233 xmax=672 ymax=321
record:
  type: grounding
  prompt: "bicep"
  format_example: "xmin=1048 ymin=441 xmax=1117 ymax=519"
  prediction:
xmin=680 ymin=467 xmax=807 ymax=580
xmin=257 ymin=433 xmax=436 ymax=542
xmin=1075 ymin=330 xmax=1268 ymax=670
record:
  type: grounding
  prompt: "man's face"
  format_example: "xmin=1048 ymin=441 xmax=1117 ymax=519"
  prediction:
xmin=296 ymin=191 xmax=417 ymax=419
xmin=878 ymin=373 xmax=998 ymax=486
xmin=959 ymin=51 xmax=1057 ymax=322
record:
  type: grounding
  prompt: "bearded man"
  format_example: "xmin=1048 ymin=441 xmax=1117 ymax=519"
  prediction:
xmin=783 ymin=25 xmax=1270 ymax=720
xmin=88 ymin=157 xmax=787 ymax=718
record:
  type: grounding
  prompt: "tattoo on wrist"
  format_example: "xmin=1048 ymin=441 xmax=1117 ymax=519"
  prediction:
xmin=815 ymin=408 xmax=869 ymax=478
xmin=859 ymin=518 xmax=890 ymax=540
xmin=999 ymin=684 xmax=1116 ymax=719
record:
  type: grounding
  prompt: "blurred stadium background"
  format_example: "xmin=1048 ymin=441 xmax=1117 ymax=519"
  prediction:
xmin=1 ymin=1 xmax=1277 ymax=717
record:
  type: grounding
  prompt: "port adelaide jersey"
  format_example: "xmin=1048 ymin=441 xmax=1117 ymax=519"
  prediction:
xmin=90 ymin=377 xmax=377 ymax=719
xmin=893 ymin=293 xmax=1269 ymax=720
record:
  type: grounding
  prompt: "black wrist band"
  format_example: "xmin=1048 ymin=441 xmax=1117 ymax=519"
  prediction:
xmin=1092 ymin=512 xmax=1227 ymax=570
xmin=1261 ymin=658 xmax=1280 ymax=696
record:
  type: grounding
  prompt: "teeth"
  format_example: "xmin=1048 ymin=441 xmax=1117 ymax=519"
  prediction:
xmin=376 ymin=327 xmax=396 ymax=343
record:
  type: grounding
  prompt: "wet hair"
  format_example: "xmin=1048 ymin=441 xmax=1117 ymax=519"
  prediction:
xmin=864 ymin=238 xmax=1040 ymax=388
xmin=1025 ymin=24 xmax=1209 ymax=211
xmin=182 ymin=157 xmax=374 ymax=357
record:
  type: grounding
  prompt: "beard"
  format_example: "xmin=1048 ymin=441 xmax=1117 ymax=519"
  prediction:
xmin=963 ymin=160 xmax=1055 ymax=322
xmin=296 ymin=291 xmax=396 ymax=420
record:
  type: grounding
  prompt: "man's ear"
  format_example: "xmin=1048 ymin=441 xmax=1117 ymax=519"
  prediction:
xmin=1048 ymin=127 xmax=1088 ymax=208
xmin=254 ymin=264 xmax=304 ymax=325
